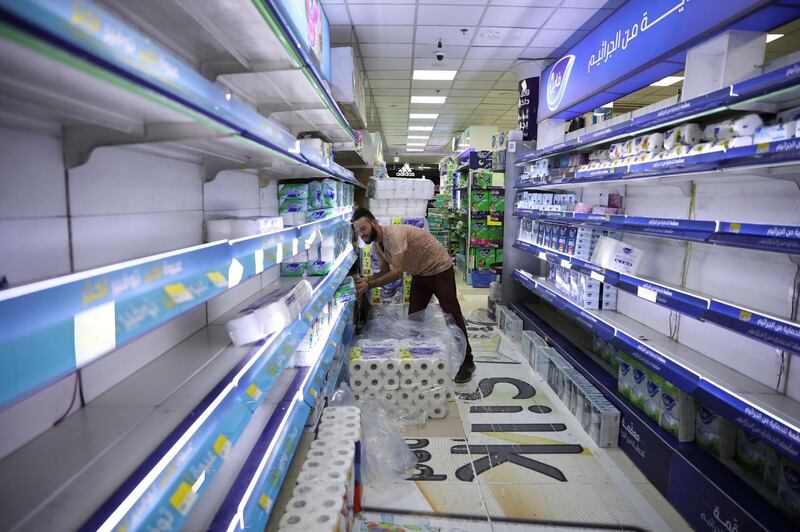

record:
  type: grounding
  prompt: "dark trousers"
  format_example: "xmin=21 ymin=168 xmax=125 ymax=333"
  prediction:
xmin=408 ymin=267 xmax=473 ymax=367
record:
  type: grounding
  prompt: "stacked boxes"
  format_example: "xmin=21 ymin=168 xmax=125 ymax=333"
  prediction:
xmin=514 ymin=191 xmax=578 ymax=212
xmin=278 ymin=181 xmax=354 ymax=226
xmin=367 ymin=177 xmax=435 ymax=218
xmin=535 ymin=349 xmax=620 ymax=448
xmin=546 ymin=264 xmax=617 ymax=310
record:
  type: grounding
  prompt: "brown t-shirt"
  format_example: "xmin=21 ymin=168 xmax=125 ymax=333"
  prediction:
xmin=373 ymin=224 xmax=452 ymax=276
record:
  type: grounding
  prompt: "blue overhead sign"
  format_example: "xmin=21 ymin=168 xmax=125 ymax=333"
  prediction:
xmin=539 ymin=0 xmax=772 ymax=120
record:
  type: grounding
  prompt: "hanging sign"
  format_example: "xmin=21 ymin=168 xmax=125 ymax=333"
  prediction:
xmin=539 ymin=0 xmax=771 ymax=120
xmin=517 ymin=76 xmax=539 ymax=141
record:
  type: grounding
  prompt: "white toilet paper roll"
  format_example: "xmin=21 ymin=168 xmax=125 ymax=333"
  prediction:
xmin=428 ymin=390 xmax=446 ymax=405
xmin=416 ymin=375 xmax=432 ymax=389
xmin=286 ymin=495 xmax=318 ymax=513
xmin=382 ymin=375 xmax=400 ymax=390
xmin=327 ymin=443 xmax=355 ymax=463
xmin=365 ymin=374 xmax=383 ymax=391
xmin=307 ymin=509 xmax=340 ymax=532
xmin=643 ymin=132 xmax=664 ymax=152
xmin=415 ymin=391 xmax=428 ymax=404
xmin=305 ymin=448 xmax=328 ymax=461
xmin=349 ymin=360 xmax=369 ymax=376
xmin=301 ymin=458 xmax=327 ymax=473
xmin=381 ymin=391 xmax=397 ymax=404
xmin=416 ymin=359 xmax=434 ymax=374
xmin=431 ymin=358 xmax=448 ymax=374
xmin=397 ymin=397 xmax=416 ymax=413
xmin=352 ymin=392 xmax=362 ymax=402
xmin=381 ymin=359 xmax=399 ymax=376
xmin=734 ymin=113 xmax=763 ymax=136
xmin=429 ymin=405 xmax=448 ymax=419
xmin=325 ymin=406 xmax=360 ymax=416
xmin=400 ymin=375 xmax=416 ymax=389
xmin=398 ymin=360 xmax=416 ymax=376
xmin=364 ymin=360 xmax=382 ymax=374
xmin=398 ymin=390 xmax=413 ymax=402
xmin=729 ymin=135 xmax=753 ymax=148
xmin=349 ymin=376 xmax=367 ymax=392
xmin=432 ymin=376 xmax=447 ymax=388
xmin=297 ymin=467 xmax=347 ymax=485
xmin=225 ymin=312 xmax=263 ymax=346
xmin=702 ymin=120 xmax=735 ymax=141
xmin=681 ymin=123 xmax=701 ymax=145
xmin=253 ymin=299 xmax=291 ymax=338
xmin=279 ymin=509 xmax=314 ymax=529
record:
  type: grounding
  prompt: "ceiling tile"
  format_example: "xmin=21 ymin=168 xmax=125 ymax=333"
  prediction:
xmin=411 ymin=79 xmax=455 ymax=89
xmin=369 ymin=79 xmax=410 ymax=89
xmin=355 ymin=26 xmax=414 ymax=44
xmin=412 ymin=57 xmax=464 ymax=71
xmin=419 ymin=0 xmax=487 ymax=4
xmin=493 ymin=80 xmax=518 ymax=90
xmin=472 ymin=27 xmax=538 ymax=47
xmin=414 ymin=45 xmax=469 ymax=60
xmin=445 ymin=96 xmax=485 ymax=103
xmin=520 ymin=46 xmax=558 ymax=59
xmin=323 ymin=5 xmax=350 ymax=25
xmin=455 ymin=70 xmax=503 ymax=81
xmin=359 ymin=43 xmax=413 ymax=58
xmin=349 ymin=4 xmax=415 ymax=25
xmin=561 ymin=0 xmax=609 ymax=7
xmin=452 ymin=79 xmax=496 ymax=89
xmin=366 ymin=70 xmax=411 ymax=80
xmin=466 ymin=46 xmax=523 ymax=60
xmin=448 ymin=89 xmax=489 ymax=97
xmin=330 ymin=25 xmax=353 ymax=44
xmin=373 ymin=95 xmax=410 ymax=102
xmin=547 ymin=8 xmax=602 ymax=30
xmin=372 ymin=88 xmax=411 ymax=96
xmin=500 ymin=71 xmax=518 ymax=81
xmin=528 ymin=28 xmax=574 ymax=48
xmin=488 ymin=0 xmax=559 ymax=4
xmin=481 ymin=7 xmax=555 ymax=28
xmin=417 ymin=5 xmax=484 ymax=26
xmin=362 ymin=58 xmax=412 ymax=70
xmin=415 ymin=26 xmax=475 ymax=45
xmin=461 ymin=58 xmax=515 ymax=71
xmin=345 ymin=0 xmax=415 ymax=3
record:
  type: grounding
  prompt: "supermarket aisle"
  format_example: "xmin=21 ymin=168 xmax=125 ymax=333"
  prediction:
xmin=360 ymin=281 xmax=689 ymax=531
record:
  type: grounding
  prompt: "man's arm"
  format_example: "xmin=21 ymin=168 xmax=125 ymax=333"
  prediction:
xmin=368 ymin=252 xmax=405 ymax=289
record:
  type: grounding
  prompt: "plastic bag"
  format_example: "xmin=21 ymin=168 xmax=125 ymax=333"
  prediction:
xmin=329 ymin=385 xmax=417 ymax=484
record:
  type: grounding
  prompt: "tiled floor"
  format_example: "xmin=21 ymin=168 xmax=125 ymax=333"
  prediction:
xmin=358 ymin=280 xmax=691 ymax=531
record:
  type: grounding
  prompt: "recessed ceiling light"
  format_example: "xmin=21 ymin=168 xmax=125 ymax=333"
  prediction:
xmin=408 ymin=135 xmax=429 ymax=140
xmin=409 ymin=126 xmax=434 ymax=131
xmin=413 ymin=70 xmax=457 ymax=81
xmin=410 ymin=113 xmax=438 ymax=119
xmin=766 ymin=33 xmax=784 ymax=43
xmin=650 ymin=75 xmax=684 ymax=87
xmin=407 ymin=142 xmax=427 ymax=146
xmin=411 ymin=95 xmax=447 ymax=104
xmin=406 ymin=148 xmax=424 ymax=152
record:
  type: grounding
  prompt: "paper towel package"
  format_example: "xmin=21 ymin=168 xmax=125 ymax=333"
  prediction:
xmin=754 ymin=121 xmax=798 ymax=144
xmin=225 ymin=280 xmax=312 ymax=346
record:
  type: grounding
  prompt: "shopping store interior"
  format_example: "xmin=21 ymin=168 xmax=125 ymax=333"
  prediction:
xmin=1 ymin=1 xmax=800 ymax=531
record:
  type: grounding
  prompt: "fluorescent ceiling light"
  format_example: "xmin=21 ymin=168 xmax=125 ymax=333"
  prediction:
xmin=411 ymin=95 xmax=447 ymax=104
xmin=407 ymin=135 xmax=429 ymax=140
xmin=410 ymin=113 xmax=438 ymax=119
xmin=766 ymin=33 xmax=784 ymax=43
xmin=650 ymin=75 xmax=684 ymax=87
xmin=406 ymin=148 xmax=424 ymax=152
xmin=407 ymin=142 xmax=427 ymax=146
xmin=413 ymin=70 xmax=457 ymax=81
xmin=409 ymin=126 xmax=434 ymax=131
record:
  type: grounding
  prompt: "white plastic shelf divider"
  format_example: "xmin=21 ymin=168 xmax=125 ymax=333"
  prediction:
xmin=512 ymin=269 xmax=800 ymax=465
xmin=512 ymin=208 xmax=800 ymax=255
xmin=513 ymin=239 xmax=800 ymax=357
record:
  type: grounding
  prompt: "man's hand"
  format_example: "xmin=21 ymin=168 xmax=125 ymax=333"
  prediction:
xmin=354 ymin=276 xmax=370 ymax=296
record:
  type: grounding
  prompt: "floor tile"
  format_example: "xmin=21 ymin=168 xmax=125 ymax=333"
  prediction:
xmin=363 ymin=483 xmax=489 ymax=518
xmin=416 ymin=401 xmax=467 ymax=438
xmin=359 ymin=510 xmax=493 ymax=532
xmin=405 ymin=436 xmax=479 ymax=484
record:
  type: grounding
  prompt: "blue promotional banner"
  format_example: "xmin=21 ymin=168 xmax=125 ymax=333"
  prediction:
xmin=539 ymin=0 xmax=768 ymax=120
xmin=623 ymin=216 xmax=716 ymax=242
xmin=706 ymin=301 xmax=800 ymax=357
xmin=712 ymin=221 xmax=800 ymax=254
xmin=617 ymin=412 xmax=674 ymax=494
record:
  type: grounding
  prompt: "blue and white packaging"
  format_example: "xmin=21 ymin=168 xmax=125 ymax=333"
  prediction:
xmin=754 ymin=121 xmax=797 ymax=144
xmin=660 ymin=380 xmax=695 ymax=442
xmin=695 ymin=405 xmax=736 ymax=459
xmin=736 ymin=428 xmax=768 ymax=476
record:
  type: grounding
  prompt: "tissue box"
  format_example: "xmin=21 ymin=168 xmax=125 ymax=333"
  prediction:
xmin=494 ymin=248 xmax=503 ymax=264
xmin=592 ymin=236 xmax=645 ymax=275
xmin=320 ymin=178 xmax=338 ymax=208
xmin=617 ymin=354 xmax=633 ymax=400
xmin=488 ymin=226 xmax=503 ymax=243
xmin=307 ymin=260 xmax=332 ymax=276
xmin=779 ymin=455 xmax=800 ymax=518
xmin=281 ymin=261 xmax=307 ymax=277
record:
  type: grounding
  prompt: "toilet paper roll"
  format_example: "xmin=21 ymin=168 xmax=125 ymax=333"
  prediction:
xmin=432 ymin=376 xmax=447 ymax=388
xmin=734 ymin=113 xmax=763 ymax=136
xmin=702 ymin=120 xmax=735 ymax=141
xmin=364 ymin=374 xmax=383 ymax=391
xmin=382 ymin=375 xmax=400 ymax=390
xmin=398 ymin=360 xmax=416 ymax=376
xmin=297 ymin=467 xmax=347 ymax=485
xmin=381 ymin=359 xmax=399 ymax=376
xmin=400 ymin=375 xmax=417 ymax=389
xmin=279 ymin=509 xmax=314 ymax=529
xmin=416 ymin=375 xmax=432 ymax=389
xmin=642 ymin=132 xmax=664 ymax=153
xmin=364 ymin=360 xmax=382 ymax=374
xmin=325 ymin=406 xmax=360 ymax=416
xmin=428 ymin=390 xmax=446 ymax=405
xmin=306 ymin=509 xmax=340 ymax=532
xmin=352 ymin=392 xmax=362 ymax=402
xmin=349 ymin=360 xmax=369 ymax=377
xmin=322 ymin=412 xmax=360 ymax=424
xmin=398 ymin=390 xmax=413 ymax=402
xmin=429 ymin=405 xmax=448 ymax=419
xmin=349 ymin=376 xmax=367 ymax=392
xmin=381 ymin=391 xmax=397 ymax=404
xmin=253 ymin=299 xmax=292 ymax=338
xmin=306 ymin=448 xmax=329 ymax=461
xmin=416 ymin=359 xmax=434 ymax=374
xmin=729 ymin=135 xmax=753 ymax=148
xmin=225 ymin=312 xmax=263 ymax=346
xmin=301 ymin=458 xmax=327 ymax=473
xmin=286 ymin=495 xmax=318 ymax=513
xmin=415 ymin=391 xmax=428 ymax=404
xmin=327 ymin=442 xmax=355 ymax=463
xmin=397 ymin=397 xmax=416 ymax=412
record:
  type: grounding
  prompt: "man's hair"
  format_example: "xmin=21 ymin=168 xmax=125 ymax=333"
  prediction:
xmin=351 ymin=207 xmax=376 ymax=223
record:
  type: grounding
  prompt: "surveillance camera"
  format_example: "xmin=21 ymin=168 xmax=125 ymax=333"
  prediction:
xmin=435 ymin=51 xmax=446 ymax=61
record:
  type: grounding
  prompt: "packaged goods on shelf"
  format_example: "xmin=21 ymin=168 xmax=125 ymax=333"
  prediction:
xmin=660 ymin=379 xmax=695 ymax=442
xmin=278 ymin=183 xmax=309 ymax=200
xmin=592 ymin=236 xmax=645 ymax=275
xmin=502 ymin=310 xmax=523 ymax=343
xmin=367 ymin=177 xmax=434 ymax=200
xmin=280 ymin=196 xmax=308 ymax=226
xmin=736 ymin=427 xmax=769 ymax=477
xmin=225 ymin=280 xmax=313 ymax=346
xmin=335 ymin=277 xmax=357 ymax=304
xmin=298 ymin=137 xmax=333 ymax=166
xmin=778 ymin=456 xmax=800 ymax=519
xmin=521 ymin=330 xmax=548 ymax=366
xmin=754 ymin=121 xmax=798 ymax=143
xmin=281 ymin=252 xmax=308 ymax=277
xmin=695 ymin=405 xmax=736 ymax=459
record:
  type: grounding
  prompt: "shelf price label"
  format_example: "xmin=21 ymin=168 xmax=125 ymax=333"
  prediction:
xmin=164 ymin=283 xmax=193 ymax=304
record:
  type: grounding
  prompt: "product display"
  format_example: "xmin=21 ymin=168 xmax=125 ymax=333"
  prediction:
xmin=225 ymin=280 xmax=313 ymax=346
xmin=205 ymin=216 xmax=284 ymax=241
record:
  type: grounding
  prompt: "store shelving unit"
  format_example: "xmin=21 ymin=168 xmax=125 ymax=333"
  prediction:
xmin=510 ymin=55 xmax=800 ymax=530
xmin=0 ymin=0 xmax=361 ymax=186
xmin=0 ymin=1 xmax=363 ymax=530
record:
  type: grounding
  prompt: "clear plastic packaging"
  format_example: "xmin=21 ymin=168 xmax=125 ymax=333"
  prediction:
xmin=349 ymin=306 xmax=466 ymax=424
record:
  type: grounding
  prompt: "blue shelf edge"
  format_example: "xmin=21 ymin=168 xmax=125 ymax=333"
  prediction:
xmin=80 ymin=251 xmax=357 ymax=532
xmin=509 ymin=301 xmax=795 ymax=532
xmin=513 ymin=239 xmax=800 ymax=357
xmin=511 ymin=208 xmax=800 ymax=256
xmin=514 ymin=61 xmax=800 ymax=166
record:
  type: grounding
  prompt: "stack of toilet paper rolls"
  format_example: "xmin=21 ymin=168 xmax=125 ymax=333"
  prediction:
xmin=279 ymin=406 xmax=361 ymax=531
xmin=225 ymin=280 xmax=313 ymax=346
xmin=349 ymin=338 xmax=450 ymax=420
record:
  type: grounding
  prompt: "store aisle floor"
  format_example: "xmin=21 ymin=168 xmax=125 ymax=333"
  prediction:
xmin=360 ymin=279 xmax=691 ymax=531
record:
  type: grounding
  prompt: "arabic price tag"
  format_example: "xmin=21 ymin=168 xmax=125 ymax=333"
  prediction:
xmin=206 ymin=271 xmax=227 ymax=288
xmin=164 ymin=283 xmax=194 ymax=304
